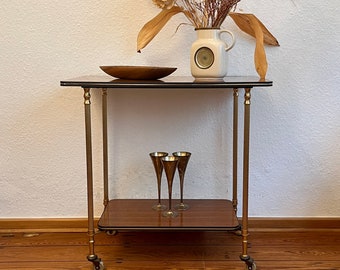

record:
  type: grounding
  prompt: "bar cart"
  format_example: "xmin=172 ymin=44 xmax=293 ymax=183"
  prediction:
xmin=60 ymin=76 xmax=272 ymax=270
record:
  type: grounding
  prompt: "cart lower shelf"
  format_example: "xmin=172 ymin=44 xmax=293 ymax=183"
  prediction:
xmin=98 ymin=199 xmax=240 ymax=231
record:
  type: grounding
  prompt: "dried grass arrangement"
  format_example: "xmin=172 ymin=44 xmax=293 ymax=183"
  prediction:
xmin=137 ymin=0 xmax=280 ymax=79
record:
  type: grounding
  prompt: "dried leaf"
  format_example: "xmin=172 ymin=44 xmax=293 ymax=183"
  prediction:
xmin=249 ymin=15 xmax=268 ymax=79
xmin=229 ymin=13 xmax=279 ymax=46
xmin=229 ymin=13 xmax=275 ymax=79
xmin=137 ymin=6 xmax=182 ymax=52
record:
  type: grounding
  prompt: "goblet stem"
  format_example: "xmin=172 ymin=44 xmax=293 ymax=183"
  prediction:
xmin=173 ymin=151 xmax=191 ymax=211
xmin=150 ymin=152 xmax=168 ymax=211
xmin=161 ymin=156 xmax=179 ymax=218
xmin=179 ymin=175 xmax=185 ymax=203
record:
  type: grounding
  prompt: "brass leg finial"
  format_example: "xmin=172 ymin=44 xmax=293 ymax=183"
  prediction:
xmin=84 ymin=88 xmax=91 ymax=105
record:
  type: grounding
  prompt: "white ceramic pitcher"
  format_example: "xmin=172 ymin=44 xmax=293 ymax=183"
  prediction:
xmin=191 ymin=28 xmax=235 ymax=80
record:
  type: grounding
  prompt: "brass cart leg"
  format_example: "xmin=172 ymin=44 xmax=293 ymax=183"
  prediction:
xmin=232 ymin=88 xmax=239 ymax=213
xmin=102 ymin=88 xmax=109 ymax=207
xmin=240 ymin=88 xmax=256 ymax=270
xmin=102 ymin=89 xmax=116 ymax=236
xmin=83 ymin=88 xmax=104 ymax=270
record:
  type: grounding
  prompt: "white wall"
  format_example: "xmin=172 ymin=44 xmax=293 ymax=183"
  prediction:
xmin=1 ymin=0 xmax=339 ymax=218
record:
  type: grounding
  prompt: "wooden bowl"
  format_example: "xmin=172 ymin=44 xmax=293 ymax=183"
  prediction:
xmin=100 ymin=66 xmax=177 ymax=80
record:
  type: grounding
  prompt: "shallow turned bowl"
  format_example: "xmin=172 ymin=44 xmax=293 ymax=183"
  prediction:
xmin=100 ymin=66 xmax=177 ymax=80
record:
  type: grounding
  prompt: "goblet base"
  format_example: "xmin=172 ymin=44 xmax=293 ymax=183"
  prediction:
xmin=175 ymin=202 xmax=189 ymax=211
xmin=162 ymin=210 xmax=178 ymax=218
xmin=152 ymin=203 xmax=167 ymax=211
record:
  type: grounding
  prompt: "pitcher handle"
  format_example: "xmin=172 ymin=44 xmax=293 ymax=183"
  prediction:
xmin=219 ymin=30 xmax=235 ymax=52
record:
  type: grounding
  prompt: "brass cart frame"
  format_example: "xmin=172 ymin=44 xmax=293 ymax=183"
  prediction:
xmin=60 ymin=76 xmax=272 ymax=270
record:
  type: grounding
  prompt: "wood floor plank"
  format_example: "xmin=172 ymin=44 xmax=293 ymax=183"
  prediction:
xmin=3 ymin=231 xmax=340 ymax=246
xmin=205 ymin=261 xmax=340 ymax=270
xmin=3 ymin=245 xmax=340 ymax=262
xmin=0 ymin=262 xmax=91 ymax=270
xmin=2 ymin=232 xmax=241 ymax=246
xmin=1 ymin=261 xmax=340 ymax=270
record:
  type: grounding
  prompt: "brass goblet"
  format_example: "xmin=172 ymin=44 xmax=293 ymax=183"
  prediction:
xmin=173 ymin=151 xmax=191 ymax=211
xmin=150 ymin=152 xmax=168 ymax=211
xmin=161 ymin=156 xmax=179 ymax=218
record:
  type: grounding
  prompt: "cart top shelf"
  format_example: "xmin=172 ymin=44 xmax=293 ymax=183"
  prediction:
xmin=60 ymin=76 xmax=273 ymax=89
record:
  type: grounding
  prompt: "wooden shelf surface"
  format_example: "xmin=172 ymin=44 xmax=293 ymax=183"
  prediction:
xmin=98 ymin=199 xmax=239 ymax=231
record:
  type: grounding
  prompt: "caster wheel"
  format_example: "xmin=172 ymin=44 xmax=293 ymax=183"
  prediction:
xmin=245 ymin=262 xmax=256 ymax=270
xmin=106 ymin=230 xmax=117 ymax=236
xmin=94 ymin=260 xmax=105 ymax=270
xmin=233 ymin=230 xmax=242 ymax=236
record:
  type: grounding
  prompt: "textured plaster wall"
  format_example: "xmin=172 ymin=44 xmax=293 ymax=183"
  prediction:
xmin=0 ymin=0 xmax=339 ymax=218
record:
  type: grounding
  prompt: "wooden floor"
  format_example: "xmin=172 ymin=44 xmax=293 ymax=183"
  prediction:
xmin=1 ymin=230 xmax=340 ymax=269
